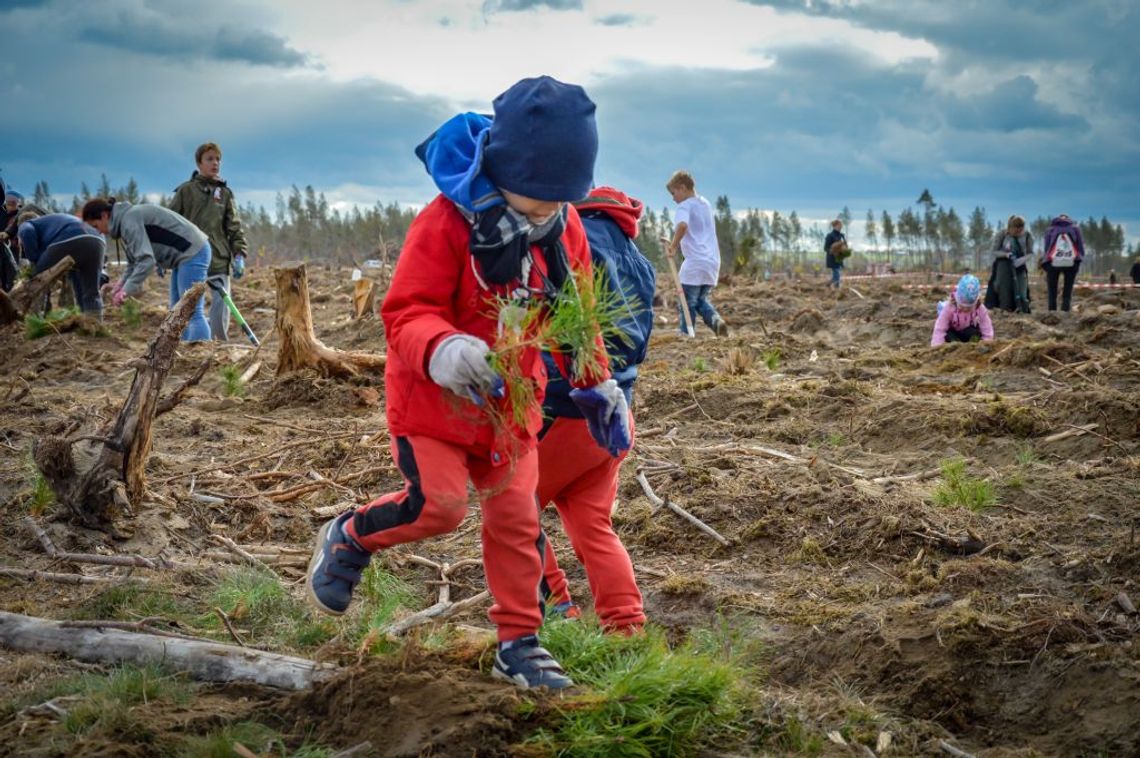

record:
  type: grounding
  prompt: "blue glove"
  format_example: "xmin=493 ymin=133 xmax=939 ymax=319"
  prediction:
xmin=232 ymin=254 xmax=245 ymax=279
xmin=570 ymin=379 xmax=631 ymax=457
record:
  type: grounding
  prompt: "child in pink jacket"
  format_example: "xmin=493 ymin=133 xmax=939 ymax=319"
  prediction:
xmin=931 ymin=274 xmax=994 ymax=346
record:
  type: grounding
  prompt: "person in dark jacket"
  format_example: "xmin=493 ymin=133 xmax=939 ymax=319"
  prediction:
xmin=1039 ymin=214 xmax=1085 ymax=311
xmin=985 ymin=215 xmax=1033 ymax=313
xmin=1130 ymin=258 xmax=1140 ymax=285
xmin=168 ymin=142 xmax=249 ymax=340
xmin=18 ymin=212 xmax=107 ymax=318
xmin=537 ymin=185 xmax=654 ymax=635
xmin=82 ymin=198 xmax=212 ymax=341
xmin=824 ymin=219 xmax=846 ymax=288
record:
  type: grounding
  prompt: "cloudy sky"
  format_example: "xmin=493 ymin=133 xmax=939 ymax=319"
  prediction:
xmin=3 ymin=0 xmax=1137 ymax=244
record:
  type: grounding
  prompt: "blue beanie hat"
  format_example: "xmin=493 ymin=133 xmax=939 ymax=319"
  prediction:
xmin=956 ymin=274 xmax=981 ymax=305
xmin=483 ymin=75 xmax=598 ymax=202
xmin=5 ymin=189 xmax=23 ymax=202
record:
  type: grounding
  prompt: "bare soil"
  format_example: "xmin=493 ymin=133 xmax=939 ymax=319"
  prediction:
xmin=1 ymin=267 xmax=1138 ymax=756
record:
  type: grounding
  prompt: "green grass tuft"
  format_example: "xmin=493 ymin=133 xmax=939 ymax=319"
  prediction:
xmin=690 ymin=356 xmax=709 ymax=373
xmin=528 ymin=619 xmax=744 ymax=756
xmin=219 ymin=363 xmax=246 ymax=397
xmin=59 ymin=664 xmax=192 ymax=734
xmin=933 ymin=457 xmax=997 ymax=512
xmin=177 ymin=720 xmax=331 ymax=758
xmin=762 ymin=347 xmax=781 ymax=371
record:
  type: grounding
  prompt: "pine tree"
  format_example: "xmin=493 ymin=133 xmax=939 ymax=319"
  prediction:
xmin=880 ymin=210 xmax=895 ymax=265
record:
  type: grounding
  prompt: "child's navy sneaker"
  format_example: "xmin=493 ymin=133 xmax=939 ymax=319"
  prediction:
xmin=547 ymin=600 xmax=581 ymax=620
xmin=493 ymin=635 xmax=574 ymax=690
xmin=306 ymin=512 xmax=371 ymax=615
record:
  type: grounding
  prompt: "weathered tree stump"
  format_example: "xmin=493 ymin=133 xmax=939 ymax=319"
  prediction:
xmin=352 ymin=278 xmax=375 ymax=320
xmin=273 ymin=263 xmax=385 ymax=378
xmin=0 ymin=255 xmax=76 ymax=324
xmin=32 ymin=282 xmax=205 ymax=534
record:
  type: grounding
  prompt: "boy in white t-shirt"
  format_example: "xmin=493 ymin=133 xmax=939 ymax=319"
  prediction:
xmin=664 ymin=170 xmax=728 ymax=337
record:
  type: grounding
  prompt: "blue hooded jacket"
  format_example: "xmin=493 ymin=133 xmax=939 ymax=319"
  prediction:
xmin=542 ymin=188 xmax=656 ymax=419
xmin=18 ymin=214 xmax=102 ymax=266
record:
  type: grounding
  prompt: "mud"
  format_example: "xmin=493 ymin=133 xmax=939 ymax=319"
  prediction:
xmin=1 ymin=268 xmax=1139 ymax=756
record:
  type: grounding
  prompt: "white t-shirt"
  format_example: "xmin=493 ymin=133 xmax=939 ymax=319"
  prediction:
xmin=672 ymin=195 xmax=720 ymax=286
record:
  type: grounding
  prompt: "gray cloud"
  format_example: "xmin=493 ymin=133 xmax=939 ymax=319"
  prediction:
xmin=78 ymin=12 xmax=309 ymax=68
xmin=594 ymin=13 xmax=638 ymax=27
xmin=484 ymin=0 xmax=582 ymax=12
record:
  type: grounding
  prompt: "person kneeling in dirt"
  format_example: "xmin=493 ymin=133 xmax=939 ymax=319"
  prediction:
xmin=305 ymin=76 xmax=628 ymax=691
xmin=664 ymin=170 xmax=729 ymax=337
xmin=538 ymin=185 xmax=655 ymax=635
xmin=931 ymin=274 xmax=993 ymax=346
xmin=17 ymin=210 xmax=108 ymax=319
xmin=82 ymin=198 xmax=212 ymax=341
xmin=984 ymin=215 xmax=1033 ymax=313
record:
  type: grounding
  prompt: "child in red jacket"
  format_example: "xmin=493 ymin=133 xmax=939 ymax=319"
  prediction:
xmin=306 ymin=76 xmax=630 ymax=690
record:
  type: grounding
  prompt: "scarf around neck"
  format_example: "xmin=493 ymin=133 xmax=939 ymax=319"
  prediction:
xmin=460 ymin=203 xmax=570 ymax=291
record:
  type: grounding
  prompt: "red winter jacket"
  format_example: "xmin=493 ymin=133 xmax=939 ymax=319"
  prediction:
xmin=381 ymin=195 xmax=608 ymax=460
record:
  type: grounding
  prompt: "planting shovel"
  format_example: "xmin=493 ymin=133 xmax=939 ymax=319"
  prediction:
xmin=206 ymin=278 xmax=260 ymax=346
xmin=660 ymin=237 xmax=695 ymax=337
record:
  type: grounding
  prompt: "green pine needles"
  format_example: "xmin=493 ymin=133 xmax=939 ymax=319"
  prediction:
xmin=24 ymin=307 xmax=80 ymax=340
xmin=481 ymin=266 xmax=639 ymax=431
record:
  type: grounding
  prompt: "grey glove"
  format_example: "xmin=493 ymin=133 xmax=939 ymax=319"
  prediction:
xmin=428 ymin=334 xmax=505 ymax=404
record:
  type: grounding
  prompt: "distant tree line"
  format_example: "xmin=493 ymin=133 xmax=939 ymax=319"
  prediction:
xmin=25 ymin=179 xmax=1136 ymax=277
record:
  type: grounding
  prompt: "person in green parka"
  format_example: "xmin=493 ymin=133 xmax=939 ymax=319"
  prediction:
xmin=169 ymin=142 xmax=248 ymax=340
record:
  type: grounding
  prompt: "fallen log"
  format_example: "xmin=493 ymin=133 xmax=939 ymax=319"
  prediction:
xmin=32 ymin=283 xmax=205 ymax=533
xmin=0 ymin=255 xmax=76 ymax=324
xmin=0 ymin=610 xmax=335 ymax=690
xmin=272 ymin=263 xmax=386 ymax=379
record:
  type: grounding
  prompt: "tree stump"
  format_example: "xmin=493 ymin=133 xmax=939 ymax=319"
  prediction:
xmin=0 ymin=255 xmax=76 ymax=325
xmin=273 ymin=263 xmax=385 ymax=378
xmin=32 ymin=282 xmax=206 ymax=534
xmin=352 ymin=278 xmax=375 ymax=320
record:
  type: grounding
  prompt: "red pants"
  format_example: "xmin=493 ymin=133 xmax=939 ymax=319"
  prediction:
xmin=345 ymin=435 xmax=544 ymax=642
xmin=538 ymin=416 xmax=645 ymax=632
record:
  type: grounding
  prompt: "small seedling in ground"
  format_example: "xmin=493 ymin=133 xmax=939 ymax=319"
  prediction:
xmin=762 ymin=347 xmax=781 ymax=371
xmin=690 ymin=356 xmax=710 ymax=373
xmin=120 ymin=298 xmax=142 ymax=329
xmin=219 ymin=363 xmax=245 ymax=397
xmin=1015 ymin=444 xmax=1039 ymax=467
xmin=933 ymin=457 xmax=997 ymax=512
xmin=24 ymin=307 xmax=81 ymax=340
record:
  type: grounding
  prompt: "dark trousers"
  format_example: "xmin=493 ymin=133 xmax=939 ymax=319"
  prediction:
xmin=36 ymin=235 xmax=106 ymax=318
xmin=1 ymin=243 xmax=16 ymax=292
xmin=945 ymin=325 xmax=981 ymax=343
xmin=1044 ymin=259 xmax=1080 ymax=312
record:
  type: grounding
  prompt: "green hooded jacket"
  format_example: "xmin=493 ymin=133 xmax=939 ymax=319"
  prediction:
xmin=168 ymin=172 xmax=248 ymax=276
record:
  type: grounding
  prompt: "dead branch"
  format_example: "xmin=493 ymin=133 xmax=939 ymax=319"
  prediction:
xmin=0 ymin=610 xmax=334 ymax=689
xmin=0 ymin=567 xmax=140 ymax=585
xmin=32 ymin=282 xmax=206 ymax=532
xmin=0 ymin=255 xmax=75 ymax=324
xmin=636 ymin=469 xmax=732 ymax=547
xmin=156 ymin=357 xmax=213 ymax=417
xmin=1041 ymin=423 xmax=1096 ymax=444
xmin=383 ymin=591 xmax=492 ymax=637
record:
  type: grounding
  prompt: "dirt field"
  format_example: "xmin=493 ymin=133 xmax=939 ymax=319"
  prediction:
xmin=1 ymin=266 xmax=1138 ymax=757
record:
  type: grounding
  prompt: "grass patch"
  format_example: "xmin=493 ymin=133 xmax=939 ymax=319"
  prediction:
xmin=75 ymin=584 xmax=195 ymax=623
xmin=219 ymin=363 xmax=246 ymax=397
xmin=690 ymin=356 xmax=709 ymax=373
xmin=761 ymin=347 xmax=781 ymax=371
xmin=932 ymin=458 xmax=997 ymax=512
xmin=24 ymin=307 xmax=81 ymax=340
xmin=178 ymin=720 xmax=331 ymax=758
xmin=346 ymin=562 xmax=422 ymax=652
xmin=529 ymin=619 xmax=744 ymax=756
xmin=723 ymin=347 xmax=754 ymax=374
xmin=1015 ymin=443 xmax=1038 ymax=467
xmin=58 ymin=664 xmax=192 ymax=735
xmin=206 ymin=566 xmax=334 ymax=650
